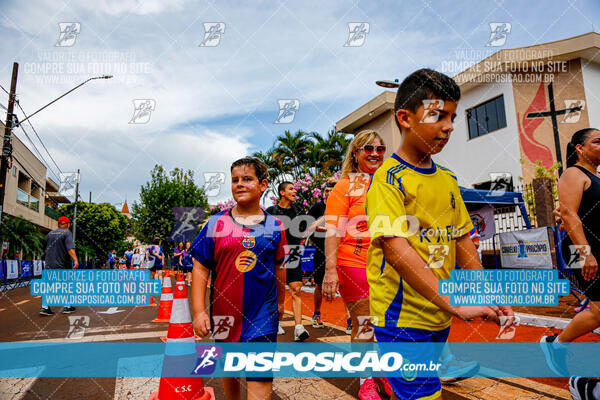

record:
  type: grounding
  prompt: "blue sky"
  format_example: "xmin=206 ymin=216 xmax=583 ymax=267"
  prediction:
xmin=0 ymin=0 xmax=598 ymax=206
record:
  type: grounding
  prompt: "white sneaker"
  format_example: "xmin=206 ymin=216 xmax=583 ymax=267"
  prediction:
xmin=278 ymin=322 xmax=285 ymax=335
xmin=294 ymin=324 xmax=309 ymax=342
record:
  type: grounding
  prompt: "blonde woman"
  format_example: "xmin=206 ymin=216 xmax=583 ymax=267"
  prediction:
xmin=323 ymin=130 xmax=391 ymax=399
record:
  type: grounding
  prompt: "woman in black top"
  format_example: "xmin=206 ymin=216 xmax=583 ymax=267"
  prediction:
xmin=546 ymin=128 xmax=600 ymax=347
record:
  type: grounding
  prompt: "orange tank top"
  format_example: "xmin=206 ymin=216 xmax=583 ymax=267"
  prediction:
xmin=325 ymin=174 xmax=371 ymax=268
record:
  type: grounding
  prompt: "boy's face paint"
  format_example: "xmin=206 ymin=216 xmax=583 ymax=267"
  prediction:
xmin=231 ymin=165 xmax=267 ymax=206
xmin=401 ymin=99 xmax=457 ymax=155
xmin=355 ymin=138 xmax=385 ymax=174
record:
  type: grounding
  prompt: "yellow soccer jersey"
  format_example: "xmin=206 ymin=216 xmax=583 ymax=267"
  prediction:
xmin=365 ymin=153 xmax=473 ymax=331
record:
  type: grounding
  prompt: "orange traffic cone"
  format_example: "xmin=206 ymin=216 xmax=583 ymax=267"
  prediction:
xmin=142 ymin=295 xmax=157 ymax=307
xmin=149 ymin=279 xmax=215 ymax=400
xmin=152 ymin=274 xmax=173 ymax=323
xmin=161 ymin=273 xmax=200 ymax=342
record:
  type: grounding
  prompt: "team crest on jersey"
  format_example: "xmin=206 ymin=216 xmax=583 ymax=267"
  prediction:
xmin=450 ymin=192 xmax=456 ymax=209
xmin=235 ymin=250 xmax=257 ymax=273
xmin=241 ymin=234 xmax=256 ymax=249
xmin=401 ymin=358 xmax=417 ymax=381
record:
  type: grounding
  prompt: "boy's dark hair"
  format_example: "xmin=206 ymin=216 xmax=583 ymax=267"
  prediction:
xmin=394 ymin=68 xmax=461 ymax=131
xmin=278 ymin=181 xmax=293 ymax=198
xmin=152 ymin=237 xmax=160 ymax=245
xmin=566 ymin=128 xmax=598 ymax=168
xmin=230 ymin=157 xmax=269 ymax=182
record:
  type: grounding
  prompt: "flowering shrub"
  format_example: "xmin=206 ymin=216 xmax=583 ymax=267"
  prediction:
xmin=270 ymin=171 xmax=341 ymax=213
xmin=209 ymin=198 xmax=236 ymax=215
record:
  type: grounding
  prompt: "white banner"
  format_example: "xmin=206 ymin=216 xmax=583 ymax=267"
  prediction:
xmin=33 ymin=260 xmax=43 ymax=276
xmin=59 ymin=172 xmax=78 ymax=198
xmin=6 ymin=260 xmax=18 ymax=279
xmin=469 ymin=205 xmax=496 ymax=241
xmin=499 ymin=228 xmax=552 ymax=269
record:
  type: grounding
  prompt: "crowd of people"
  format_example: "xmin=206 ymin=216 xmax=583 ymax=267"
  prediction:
xmin=104 ymin=240 xmax=195 ymax=286
xmin=188 ymin=68 xmax=600 ymax=400
xmin=39 ymin=67 xmax=600 ymax=400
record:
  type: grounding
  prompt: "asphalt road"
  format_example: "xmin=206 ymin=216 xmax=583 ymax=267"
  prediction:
xmin=0 ymin=279 xmax=368 ymax=400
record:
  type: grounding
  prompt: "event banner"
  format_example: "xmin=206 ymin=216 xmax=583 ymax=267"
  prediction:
xmin=6 ymin=260 xmax=18 ymax=279
xmin=21 ymin=261 xmax=31 ymax=277
xmin=33 ymin=260 xmax=43 ymax=277
xmin=498 ymin=228 xmax=553 ymax=269
xmin=468 ymin=204 xmax=495 ymax=240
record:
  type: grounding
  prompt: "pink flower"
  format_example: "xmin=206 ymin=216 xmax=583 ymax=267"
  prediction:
xmin=303 ymin=200 xmax=308 ymax=206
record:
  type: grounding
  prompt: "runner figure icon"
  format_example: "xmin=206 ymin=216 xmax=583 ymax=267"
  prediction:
xmin=193 ymin=346 xmax=218 ymax=374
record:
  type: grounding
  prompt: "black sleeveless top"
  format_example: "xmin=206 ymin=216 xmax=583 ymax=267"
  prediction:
xmin=573 ymin=165 xmax=600 ymax=258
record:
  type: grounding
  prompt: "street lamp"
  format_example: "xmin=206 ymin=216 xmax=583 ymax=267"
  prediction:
xmin=376 ymin=79 xmax=400 ymax=88
xmin=16 ymin=75 xmax=113 ymax=127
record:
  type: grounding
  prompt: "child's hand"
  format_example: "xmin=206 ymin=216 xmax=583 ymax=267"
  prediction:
xmin=454 ymin=305 xmax=500 ymax=322
xmin=193 ymin=311 xmax=211 ymax=337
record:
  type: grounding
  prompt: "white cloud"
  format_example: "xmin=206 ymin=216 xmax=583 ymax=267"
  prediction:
xmin=0 ymin=0 xmax=596 ymax=207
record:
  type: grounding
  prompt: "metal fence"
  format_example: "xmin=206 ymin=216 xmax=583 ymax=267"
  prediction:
xmin=478 ymin=179 xmax=558 ymax=252
xmin=479 ymin=205 xmax=530 ymax=251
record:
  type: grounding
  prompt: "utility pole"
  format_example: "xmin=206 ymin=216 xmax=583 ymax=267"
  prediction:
xmin=0 ymin=63 xmax=19 ymax=222
xmin=72 ymin=169 xmax=80 ymax=242
xmin=89 ymin=191 xmax=91 ymax=204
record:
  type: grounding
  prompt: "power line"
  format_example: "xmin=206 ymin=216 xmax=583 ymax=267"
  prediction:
xmin=0 ymin=82 xmax=64 ymax=177
xmin=15 ymin=101 xmax=63 ymax=175
xmin=14 ymin=124 xmax=61 ymax=182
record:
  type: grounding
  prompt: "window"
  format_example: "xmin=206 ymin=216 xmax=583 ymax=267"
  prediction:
xmin=29 ymin=196 xmax=39 ymax=211
xmin=30 ymin=183 xmax=41 ymax=212
xmin=466 ymin=95 xmax=507 ymax=139
xmin=12 ymin=166 xmax=16 ymax=177
xmin=17 ymin=188 xmax=29 ymax=207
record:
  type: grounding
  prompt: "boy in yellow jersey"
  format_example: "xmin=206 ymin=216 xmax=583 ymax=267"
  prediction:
xmin=365 ymin=69 xmax=514 ymax=400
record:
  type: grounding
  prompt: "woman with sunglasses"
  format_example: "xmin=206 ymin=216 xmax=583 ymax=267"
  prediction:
xmin=323 ymin=130 xmax=391 ymax=400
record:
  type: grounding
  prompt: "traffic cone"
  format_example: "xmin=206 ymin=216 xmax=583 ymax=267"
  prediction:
xmin=143 ymin=271 xmax=167 ymax=307
xmin=161 ymin=273 xmax=200 ymax=342
xmin=142 ymin=295 xmax=157 ymax=307
xmin=152 ymin=274 xmax=173 ymax=323
xmin=149 ymin=279 xmax=215 ymax=400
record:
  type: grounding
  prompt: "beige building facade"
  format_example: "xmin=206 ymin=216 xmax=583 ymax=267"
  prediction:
xmin=1 ymin=126 xmax=65 ymax=232
xmin=336 ymin=32 xmax=600 ymax=188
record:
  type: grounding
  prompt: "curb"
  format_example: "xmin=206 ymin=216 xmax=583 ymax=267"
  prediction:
xmin=516 ymin=312 xmax=600 ymax=335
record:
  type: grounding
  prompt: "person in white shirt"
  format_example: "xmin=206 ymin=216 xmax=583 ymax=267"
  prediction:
xmin=131 ymin=248 xmax=142 ymax=269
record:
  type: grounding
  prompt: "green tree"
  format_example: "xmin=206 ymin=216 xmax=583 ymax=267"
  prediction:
xmin=58 ymin=202 xmax=130 ymax=261
xmin=272 ymin=130 xmax=311 ymax=180
xmin=254 ymin=129 xmax=351 ymax=202
xmin=306 ymin=129 xmax=351 ymax=174
xmin=0 ymin=215 xmax=45 ymax=259
xmin=252 ymin=148 xmax=281 ymax=199
xmin=131 ymin=165 xmax=209 ymax=249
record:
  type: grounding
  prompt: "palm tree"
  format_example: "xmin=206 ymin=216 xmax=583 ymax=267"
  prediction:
xmin=0 ymin=215 xmax=45 ymax=259
xmin=252 ymin=148 xmax=282 ymax=199
xmin=307 ymin=129 xmax=352 ymax=173
xmin=273 ymin=130 xmax=311 ymax=180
